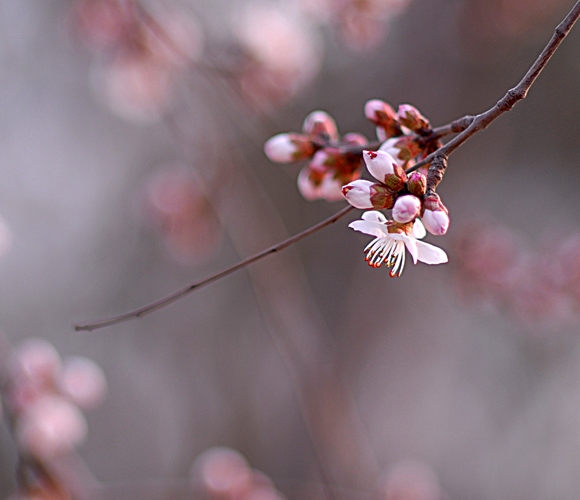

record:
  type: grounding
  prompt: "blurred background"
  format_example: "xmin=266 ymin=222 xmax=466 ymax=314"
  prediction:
xmin=2 ymin=0 xmax=580 ymax=499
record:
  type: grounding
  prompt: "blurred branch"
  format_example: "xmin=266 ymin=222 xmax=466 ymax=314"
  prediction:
xmin=407 ymin=0 xmax=580 ymax=176
xmin=74 ymin=205 xmax=354 ymax=332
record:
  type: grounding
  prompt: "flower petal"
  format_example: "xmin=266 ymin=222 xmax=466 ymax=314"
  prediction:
xmin=361 ymin=210 xmax=387 ymax=224
xmin=389 ymin=233 xmax=418 ymax=264
xmin=363 ymin=150 xmax=396 ymax=183
xmin=342 ymin=180 xmax=374 ymax=209
xmin=415 ymin=240 xmax=448 ymax=265
xmin=349 ymin=220 xmax=389 ymax=238
xmin=412 ymin=219 xmax=427 ymax=239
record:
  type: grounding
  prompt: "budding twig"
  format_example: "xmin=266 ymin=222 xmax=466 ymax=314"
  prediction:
xmin=75 ymin=0 xmax=580 ymax=332
xmin=407 ymin=0 xmax=580 ymax=176
xmin=74 ymin=206 xmax=354 ymax=331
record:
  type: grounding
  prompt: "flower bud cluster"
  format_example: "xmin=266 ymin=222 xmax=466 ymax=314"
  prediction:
xmin=364 ymin=99 xmax=441 ymax=173
xmin=190 ymin=447 xmax=286 ymax=500
xmin=3 ymin=338 xmax=107 ymax=461
xmin=343 ymin=150 xmax=450 ymax=235
xmin=265 ymin=111 xmax=367 ymax=201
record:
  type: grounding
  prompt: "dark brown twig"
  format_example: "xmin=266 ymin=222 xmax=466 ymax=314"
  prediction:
xmin=74 ymin=205 xmax=354 ymax=332
xmin=407 ymin=0 xmax=580 ymax=177
xmin=75 ymin=0 xmax=580 ymax=332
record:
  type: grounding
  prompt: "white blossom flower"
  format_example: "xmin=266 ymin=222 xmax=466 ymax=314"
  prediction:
xmin=349 ymin=211 xmax=447 ymax=276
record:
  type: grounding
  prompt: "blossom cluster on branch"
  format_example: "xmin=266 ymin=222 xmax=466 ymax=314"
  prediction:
xmin=1 ymin=339 xmax=107 ymax=499
xmin=265 ymin=100 xmax=451 ymax=276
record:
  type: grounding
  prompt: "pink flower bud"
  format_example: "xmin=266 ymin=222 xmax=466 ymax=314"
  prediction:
xmin=364 ymin=99 xmax=401 ymax=138
xmin=297 ymin=167 xmax=323 ymax=201
xmin=342 ymin=180 xmax=374 ymax=209
xmin=302 ymin=110 xmax=339 ymax=143
xmin=320 ymin=174 xmax=345 ymax=202
xmin=422 ymin=209 xmax=449 ymax=236
xmin=16 ymin=395 xmax=88 ymax=459
xmin=309 ymin=149 xmax=332 ymax=172
xmin=342 ymin=132 xmax=368 ymax=146
xmin=264 ymin=133 xmax=314 ymax=163
xmin=363 ymin=150 xmax=407 ymax=191
xmin=190 ymin=447 xmax=252 ymax=497
xmin=421 ymin=193 xmax=449 ymax=235
xmin=9 ymin=338 xmax=61 ymax=384
xmin=342 ymin=180 xmax=394 ymax=209
xmin=392 ymin=195 xmax=421 ymax=223
xmin=407 ymin=171 xmax=427 ymax=196
xmin=397 ymin=104 xmax=430 ymax=132
xmin=58 ymin=357 xmax=107 ymax=409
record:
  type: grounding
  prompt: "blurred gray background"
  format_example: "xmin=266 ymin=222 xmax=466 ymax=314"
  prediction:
xmin=2 ymin=0 xmax=580 ymax=499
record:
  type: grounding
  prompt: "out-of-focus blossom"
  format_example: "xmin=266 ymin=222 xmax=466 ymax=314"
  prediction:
xmin=141 ymin=167 xmax=222 ymax=265
xmin=297 ymin=0 xmax=411 ymax=51
xmin=350 ymin=211 xmax=447 ymax=276
xmin=232 ymin=3 xmax=323 ymax=111
xmin=378 ymin=459 xmax=442 ymax=500
xmin=266 ymin=111 xmax=367 ymax=202
xmin=190 ymin=447 xmax=286 ymax=500
xmin=9 ymin=338 xmax=62 ymax=385
xmin=16 ymin=395 xmax=88 ymax=460
xmin=76 ymin=1 xmax=203 ymax=123
xmin=3 ymin=339 xmax=107 ymax=466
xmin=58 ymin=357 xmax=107 ymax=410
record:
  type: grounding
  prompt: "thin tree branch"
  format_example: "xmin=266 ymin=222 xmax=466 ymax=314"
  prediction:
xmin=407 ymin=0 xmax=580 ymax=176
xmin=74 ymin=205 xmax=355 ymax=332
xmin=75 ymin=0 xmax=580 ymax=332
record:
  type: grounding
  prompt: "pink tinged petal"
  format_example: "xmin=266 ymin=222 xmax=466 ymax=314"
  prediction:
xmin=348 ymin=220 xmax=389 ymax=238
xmin=412 ymin=219 xmax=427 ymax=239
xmin=422 ymin=209 xmax=450 ymax=236
xmin=297 ymin=168 xmax=322 ymax=201
xmin=376 ymin=126 xmax=387 ymax=142
xmin=302 ymin=110 xmax=339 ymax=143
xmin=363 ymin=150 xmax=396 ymax=182
xmin=342 ymin=180 xmax=374 ymax=209
xmin=58 ymin=357 xmax=107 ymax=409
xmin=379 ymin=138 xmax=405 ymax=166
xmin=264 ymin=134 xmax=299 ymax=163
xmin=362 ymin=210 xmax=388 ymax=224
xmin=415 ymin=240 xmax=448 ymax=265
xmin=392 ymin=195 xmax=421 ymax=224
xmin=390 ymin=233 xmax=418 ymax=264
xmin=309 ymin=149 xmax=330 ymax=172
xmin=320 ymin=174 xmax=344 ymax=201
xmin=342 ymin=132 xmax=368 ymax=146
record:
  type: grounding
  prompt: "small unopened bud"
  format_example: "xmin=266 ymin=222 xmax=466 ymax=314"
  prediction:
xmin=342 ymin=132 xmax=368 ymax=146
xmin=392 ymin=195 xmax=421 ymax=224
xmin=364 ymin=99 xmax=401 ymax=138
xmin=302 ymin=110 xmax=339 ymax=144
xmin=264 ymin=133 xmax=314 ymax=163
xmin=297 ymin=167 xmax=323 ymax=201
xmin=342 ymin=180 xmax=374 ymax=209
xmin=363 ymin=150 xmax=407 ymax=191
xmin=380 ymin=136 xmax=421 ymax=166
xmin=407 ymin=172 xmax=427 ymax=196
xmin=421 ymin=193 xmax=449 ymax=235
xmin=397 ymin=104 xmax=430 ymax=133
xmin=320 ymin=173 xmax=344 ymax=202
xmin=309 ymin=149 xmax=332 ymax=172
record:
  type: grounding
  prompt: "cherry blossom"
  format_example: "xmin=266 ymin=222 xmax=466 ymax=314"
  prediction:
xmin=349 ymin=211 xmax=447 ymax=276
